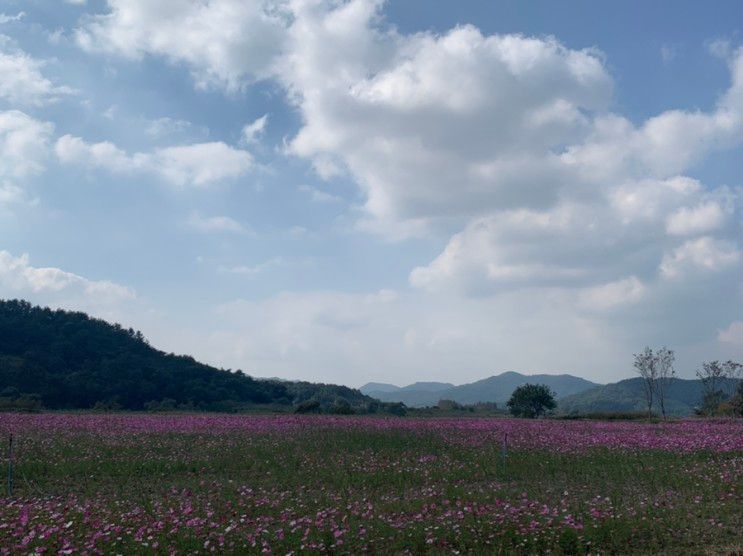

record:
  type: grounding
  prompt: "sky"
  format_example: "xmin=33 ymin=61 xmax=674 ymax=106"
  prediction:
xmin=1 ymin=0 xmax=742 ymax=387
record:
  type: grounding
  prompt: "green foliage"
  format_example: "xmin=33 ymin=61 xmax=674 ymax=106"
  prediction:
xmin=0 ymin=392 xmax=42 ymax=412
xmin=329 ymin=398 xmax=354 ymax=415
xmin=507 ymin=383 xmax=556 ymax=418
xmin=144 ymin=398 xmax=178 ymax=412
xmin=294 ymin=399 xmax=322 ymax=414
xmin=555 ymin=411 xmax=656 ymax=421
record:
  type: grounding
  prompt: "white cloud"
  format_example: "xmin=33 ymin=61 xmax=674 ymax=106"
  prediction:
xmin=660 ymin=236 xmax=741 ymax=279
xmin=188 ymin=212 xmax=248 ymax=234
xmin=145 ymin=117 xmax=209 ymax=140
xmin=577 ymin=276 xmax=646 ymax=311
xmin=167 ymin=287 xmax=646 ymax=384
xmin=55 ymin=135 xmax=253 ymax=187
xmin=409 ymin=197 xmax=645 ymax=295
xmin=0 ymin=250 xmax=135 ymax=310
xmin=281 ymin=6 xmax=612 ymax=230
xmin=58 ymin=1 xmax=743 ymax=379
xmin=242 ymin=114 xmax=268 ymax=144
xmin=218 ymin=257 xmax=287 ymax=276
xmin=0 ymin=36 xmax=75 ymax=106
xmin=666 ymin=201 xmax=729 ymax=236
xmin=0 ymin=110 xmax=53 ymax=179
xmin=156 ymin=143 xmax=253 ymax=186
xmin=718 ymin=321 xmax=743 ymax=346
xmin=75 ymin=0 xmax=288 ymax=91
xmin=0 ymin=182 xmax=24 ymax=204
xmin=298 ymin=183 xmax=342 ymax=203
xmin=0 ymin=181 xmax=37 ymax=209
xmin=0 ymin=12 xmax=24 ymax=24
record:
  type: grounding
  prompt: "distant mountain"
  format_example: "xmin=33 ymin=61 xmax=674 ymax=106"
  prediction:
xmin=365 ymin=371 xmax=599 ymax=407
xmin=558 ymin=376 xmax=740 ymax=416
xmin=360 ymin=382 xmax=401 ymax=393
xmin=360 ymin=381 xmax=455 ymax=395
xmin=401 ymin=381 xmax=456 ymax=392
xmin=0 ymin=299 xmax=401 ymax=414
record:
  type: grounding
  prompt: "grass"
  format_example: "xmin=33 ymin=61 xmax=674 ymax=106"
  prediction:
xmin=0 ymin=414 xmax=740 ymax=554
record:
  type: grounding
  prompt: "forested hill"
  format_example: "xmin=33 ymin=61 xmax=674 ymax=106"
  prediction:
xmin=558 ymin=376 xmax=740 ymax=416
xmin=0 ymin=299 xmax=398 ymax=414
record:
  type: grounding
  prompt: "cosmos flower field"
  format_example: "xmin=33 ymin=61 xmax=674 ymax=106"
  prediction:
xmin=0 ymin=415 xmax=741 ymax=554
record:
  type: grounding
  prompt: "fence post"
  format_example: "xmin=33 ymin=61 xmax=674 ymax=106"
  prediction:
xmin=7 ymin=433 xmax=13 ymax=498
xmin=501 ymin=432 xmax=508 ymax=460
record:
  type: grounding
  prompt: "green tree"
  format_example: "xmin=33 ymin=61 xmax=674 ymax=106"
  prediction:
xmin=506 ymin=383 xmax=556 ymax=418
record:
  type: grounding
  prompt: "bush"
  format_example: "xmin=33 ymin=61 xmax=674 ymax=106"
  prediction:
xmin=0 ymin=393 xmax=42 ymax=412
xmin=382 ymin=402 xmax=407 ymax=416
xmin=294 ymin=399 xmax=322 ymax=414
xmin=144 ymin=398 xmax=178 ymax=412
xmin=92 ymin=399 xmax=123 ymax=412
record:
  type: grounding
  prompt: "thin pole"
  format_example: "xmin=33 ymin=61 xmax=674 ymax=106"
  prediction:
xmin=7 ymin=433 xmax=13 ymax=498
xmin=501 ymin=432 xmax=508 ymax=459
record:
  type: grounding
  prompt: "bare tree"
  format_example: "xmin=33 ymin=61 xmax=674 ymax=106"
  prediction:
xmin=633 ymin=347 xmax=656 ymax=418
xmin=696 ymin=361 xmax=728 ymax=414
xmin=721 ymin=360 xmax=742 ymax=397
xmin=653 ymin=347 xmax=675 ymax=419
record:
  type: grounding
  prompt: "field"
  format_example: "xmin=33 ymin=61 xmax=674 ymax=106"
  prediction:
xmin=0 ymin=415 xmax=741 ymax=554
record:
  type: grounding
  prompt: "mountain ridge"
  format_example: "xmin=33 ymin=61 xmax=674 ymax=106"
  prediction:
xmin=362 ymin=372 xmax=600 ymax=407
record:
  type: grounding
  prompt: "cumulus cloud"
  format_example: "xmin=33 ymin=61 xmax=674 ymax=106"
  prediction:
xmin=55 ymin=135 xmax=253 ymax=187
xmin=75 ymin=0 xmax=288 ymax=91
xmin=281 ymin=5 xmax=612 ymax=230
xmin=577 ymin=277 xmax=646 ymax=311
xmin=666 ymin=200 xmax=730 ymax=236
xmin=0 ymin=110 xmax=53 ymax=179
xmin=659 ymin=236 xmax=741 ymax=279
xmin=0 ymin=250 xmax=135 ymax=312
xmin=0 ymin=36 xmax=75 ymax=106
xmin=64 ymin=0 xmax=743 ymax=377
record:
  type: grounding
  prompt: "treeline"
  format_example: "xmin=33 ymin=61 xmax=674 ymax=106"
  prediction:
xmin=0 ymin=299 xmax=404 ymax=415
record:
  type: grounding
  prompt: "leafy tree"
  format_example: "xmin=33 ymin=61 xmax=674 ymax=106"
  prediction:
xmin=506 ymin=383 xmax=556 ymax=418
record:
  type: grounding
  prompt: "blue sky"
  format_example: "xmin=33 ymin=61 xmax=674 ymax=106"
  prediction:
xmin=1 ymin=0 xmax=742 ymax=386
